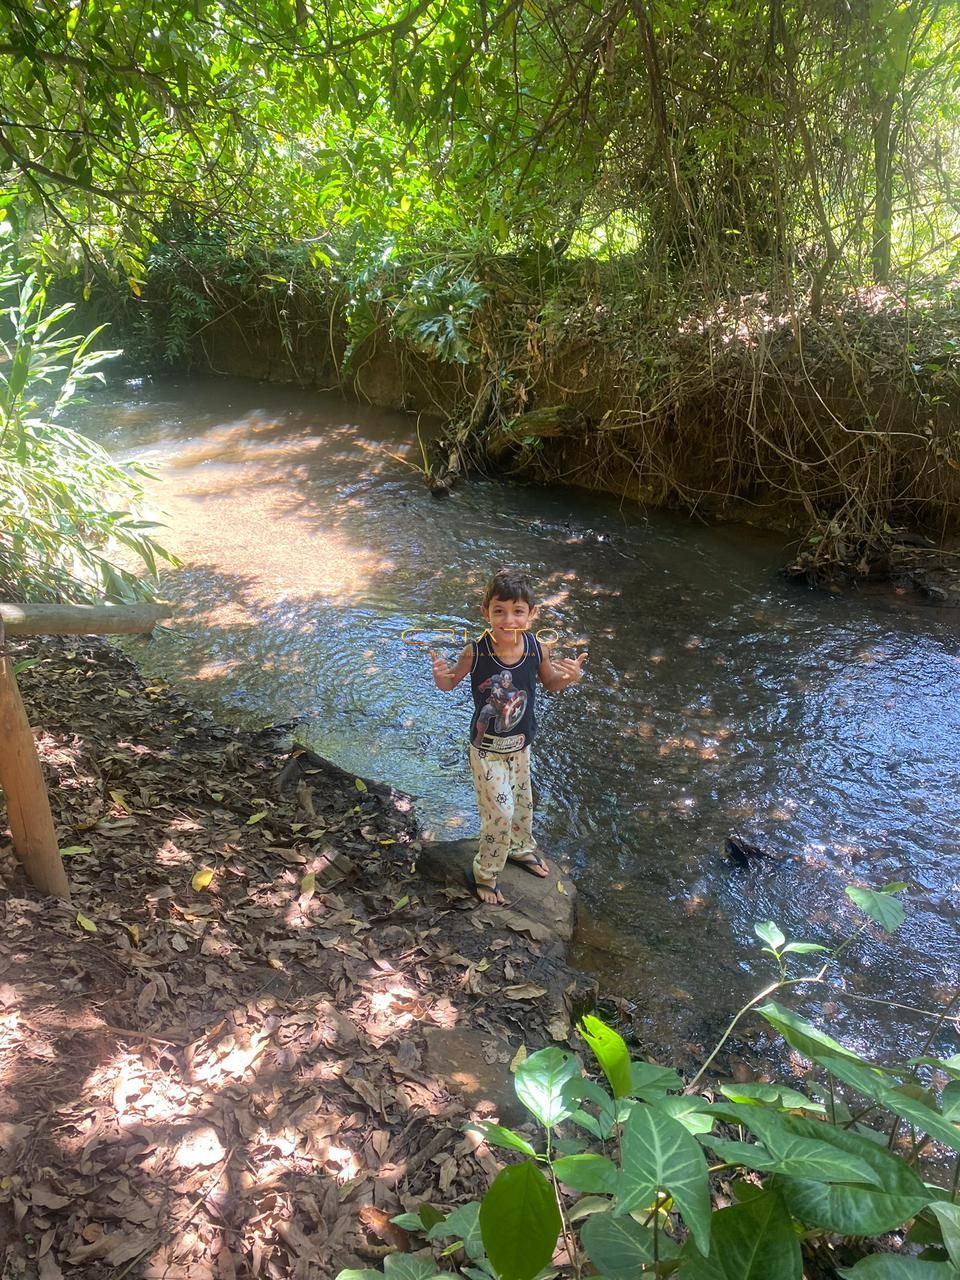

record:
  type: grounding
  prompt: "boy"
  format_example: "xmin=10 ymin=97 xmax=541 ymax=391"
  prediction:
xmin=430 ymin=568 xmax=587 ymax=905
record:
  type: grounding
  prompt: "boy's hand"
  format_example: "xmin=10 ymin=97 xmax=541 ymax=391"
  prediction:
xmin=430 ymin=649 xmax=453 ymax=690
xmin=552 ymin=652 xmax=588 ymax=686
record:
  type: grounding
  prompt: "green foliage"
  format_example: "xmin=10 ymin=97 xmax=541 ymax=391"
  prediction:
xmin=678 ymin=1187 xmax=802 ymax=1280
xmin=4 ymin=0 xmax=960 ymax=302
xmin=578 ymin=1013 xmax=632 ymax=1098
xmin=0 ymin=266 xmax=176 ymax=601
xmin=512 ymin=1046 xmax=580 ymax=1131
xmin=479 ymin=1162 xmax=560 ymax=1280
xmin=845 ymin=883 xmax=909 ymax=934
xmin=337 ymin=881 xmax=960 ymax=1280
xmin=391 ymin=267 xmax=486 ymax=364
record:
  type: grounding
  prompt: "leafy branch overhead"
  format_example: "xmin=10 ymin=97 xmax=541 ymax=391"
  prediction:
xmin=2 ymin=0 xmax=960 ymax=292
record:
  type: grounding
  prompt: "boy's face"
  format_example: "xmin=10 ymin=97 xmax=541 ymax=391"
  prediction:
xmin=482 ymin=594 xmax=537 ymax=641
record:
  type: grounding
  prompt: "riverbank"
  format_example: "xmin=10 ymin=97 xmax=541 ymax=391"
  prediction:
xmin=0 ymin=635 xmax=593 ymax=1279
xmin=99 ymin=247 xmax=960 ymax=577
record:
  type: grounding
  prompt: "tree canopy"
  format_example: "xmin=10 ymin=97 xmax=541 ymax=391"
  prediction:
xmin=2 ymin=0 xmax=960 ymax=291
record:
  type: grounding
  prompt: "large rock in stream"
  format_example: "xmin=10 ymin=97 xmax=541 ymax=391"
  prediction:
xmin=416 ymin=838 xmax=578 ymax=941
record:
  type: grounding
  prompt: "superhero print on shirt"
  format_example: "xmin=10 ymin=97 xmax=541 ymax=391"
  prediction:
xmin=472 ymin=670 xmax=528 ymax=747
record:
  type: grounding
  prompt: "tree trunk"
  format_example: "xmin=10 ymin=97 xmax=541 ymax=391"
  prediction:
xmin=0 ymin=601 xmax=171 ymax=636
xmin=0 ymin=652 xmax=70 ymax=899
xmin=872 ymin=94 xmax=896 ymax=285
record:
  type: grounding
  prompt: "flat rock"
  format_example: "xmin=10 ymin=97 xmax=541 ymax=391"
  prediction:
xmin=421 ymin=1025 xmax=530 ymax=1125
xmin=415 ymin=838 xmax=577 ymax=943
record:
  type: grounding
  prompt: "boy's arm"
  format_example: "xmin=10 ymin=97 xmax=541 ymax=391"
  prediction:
xmin=431 ymin=644 xmax=473 ymax=691
xmin=538 ymin=642 xmax=588 ymax=693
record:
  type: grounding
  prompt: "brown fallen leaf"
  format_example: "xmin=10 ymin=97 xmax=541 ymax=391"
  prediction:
xmin=30 ymin=1184 xmax=72 ymax=1210
xmin=66 ymin=1231 xmax=147 ymax=1266
xmin=38 ymin=1256 xmax=64 ymax=1280
xmin=175 ymin=1124 xmax=227 ymax=1169
xmin=358 ymin=1204 xmax=412 ymax=1252
xmin=503 ymin=983 xmax=548 ymax=1000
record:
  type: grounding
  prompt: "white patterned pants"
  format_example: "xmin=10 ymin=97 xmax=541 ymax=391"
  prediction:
xmin=469 ymin=745 xmax=537 ymax=883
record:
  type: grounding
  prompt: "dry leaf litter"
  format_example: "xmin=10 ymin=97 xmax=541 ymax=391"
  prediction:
xmin=0 ymin=636 xmax=587 ymax=1280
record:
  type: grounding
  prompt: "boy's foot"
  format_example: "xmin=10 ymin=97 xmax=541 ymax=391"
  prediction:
xmin=507 ymin=851 xmax=550 ymax=878
xmin=465 ymin=867 xmax=506 ymax=906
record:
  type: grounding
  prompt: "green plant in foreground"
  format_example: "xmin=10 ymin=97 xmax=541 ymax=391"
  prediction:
xmin=0 ymin=269 xmax=178 ymax=601
xmin=338 ymin=883 xmax=960 ymax=1280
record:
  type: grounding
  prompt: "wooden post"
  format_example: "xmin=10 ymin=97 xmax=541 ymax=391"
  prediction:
xmin=0 ymin=649 xmax=71 ymax=898
xmin=0 ymin=601 xmax=172 ymax=899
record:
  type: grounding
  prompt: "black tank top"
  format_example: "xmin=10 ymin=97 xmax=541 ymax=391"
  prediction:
xmin=469 ymin=631 xmax=542 ymax=753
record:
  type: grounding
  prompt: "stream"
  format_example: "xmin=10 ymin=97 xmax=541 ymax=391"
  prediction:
xmin=74 ymin=374 xmax=960 ymax=1068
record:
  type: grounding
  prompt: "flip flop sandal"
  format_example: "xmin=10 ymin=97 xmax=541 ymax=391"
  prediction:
xmin=507 ymin=852 xmax=550 ymax=877
xmin=465 ymin=867 xmax=506 ymax=905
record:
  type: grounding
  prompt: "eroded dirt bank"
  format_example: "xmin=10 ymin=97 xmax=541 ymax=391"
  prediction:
xmin=0 ymin=637 xmax=588 ymax=1280
xmin=116 ymin=255 xmax=960 ymax=569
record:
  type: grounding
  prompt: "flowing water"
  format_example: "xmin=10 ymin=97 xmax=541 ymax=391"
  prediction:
xmin=75 ymin=374 xmax=959 ymax=1066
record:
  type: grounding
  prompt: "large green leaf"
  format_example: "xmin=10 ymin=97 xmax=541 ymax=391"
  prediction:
xmin=428 ymin=1202 xmax=484 ymax=1261
xmin=654 ymin=1095 xmax=716 ymax=1135
xmin=382 ymin=1258 xmax=447 ymax=1280
xmin=467 ymin=1122 xmax=538 ymax=1157
xmin=705 ymin=1131 xmax=880 ymax=1185
xmin=816 ymin=1059 xmax=958 ymax=1153
xmin=479 ymin=1161 xmax=561 ymax=1280
xmin=565 ymin=1076 xmax=619 ymax=1140
xmin=552 ymin=1154 xmax=618 ymax=1194
xmin=758 ymin=1004 xmax=960 ymax=1152
xmin=578 ymin=1015 xmax=632 ymax=1098
xmin=844 ymin=885 xmax=906 ymax=933
xmin=718 ymin=1081 xmax=824 ymax=1113
xmin=704 ymin=1105 xmax=880 ymax=1185
xmin=929 ymin=1202 xmax=960 ymax=1270
xmin=754 ymin=921 xmax=786 ymax=950
xmin=756 ymin=1001 xmax=863 ymax=1063
xmin=838 ymin=1260 xmax=958 ymax=1278
xmin=581 ymin=1210 xmax=679 ymax=1276
xmin=631 ymin=1062 xmax=685 ymax=1098
xmin=942 ymin=1081 xmax=960 ymax=1121
xmin=514 ymin=1047 xmax=580 ymax=1129
xmin=615 ymin=1105 xmax=712 ymax=1255
xmin=677 ymin=1188 xmax=801 ymax=1280
xmin=777 ymin=1119 xmax=932 ymax=1234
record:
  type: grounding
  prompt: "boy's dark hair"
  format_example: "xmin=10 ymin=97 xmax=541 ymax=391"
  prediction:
xmin=482 ymin=568 xmax=536 ymax=608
